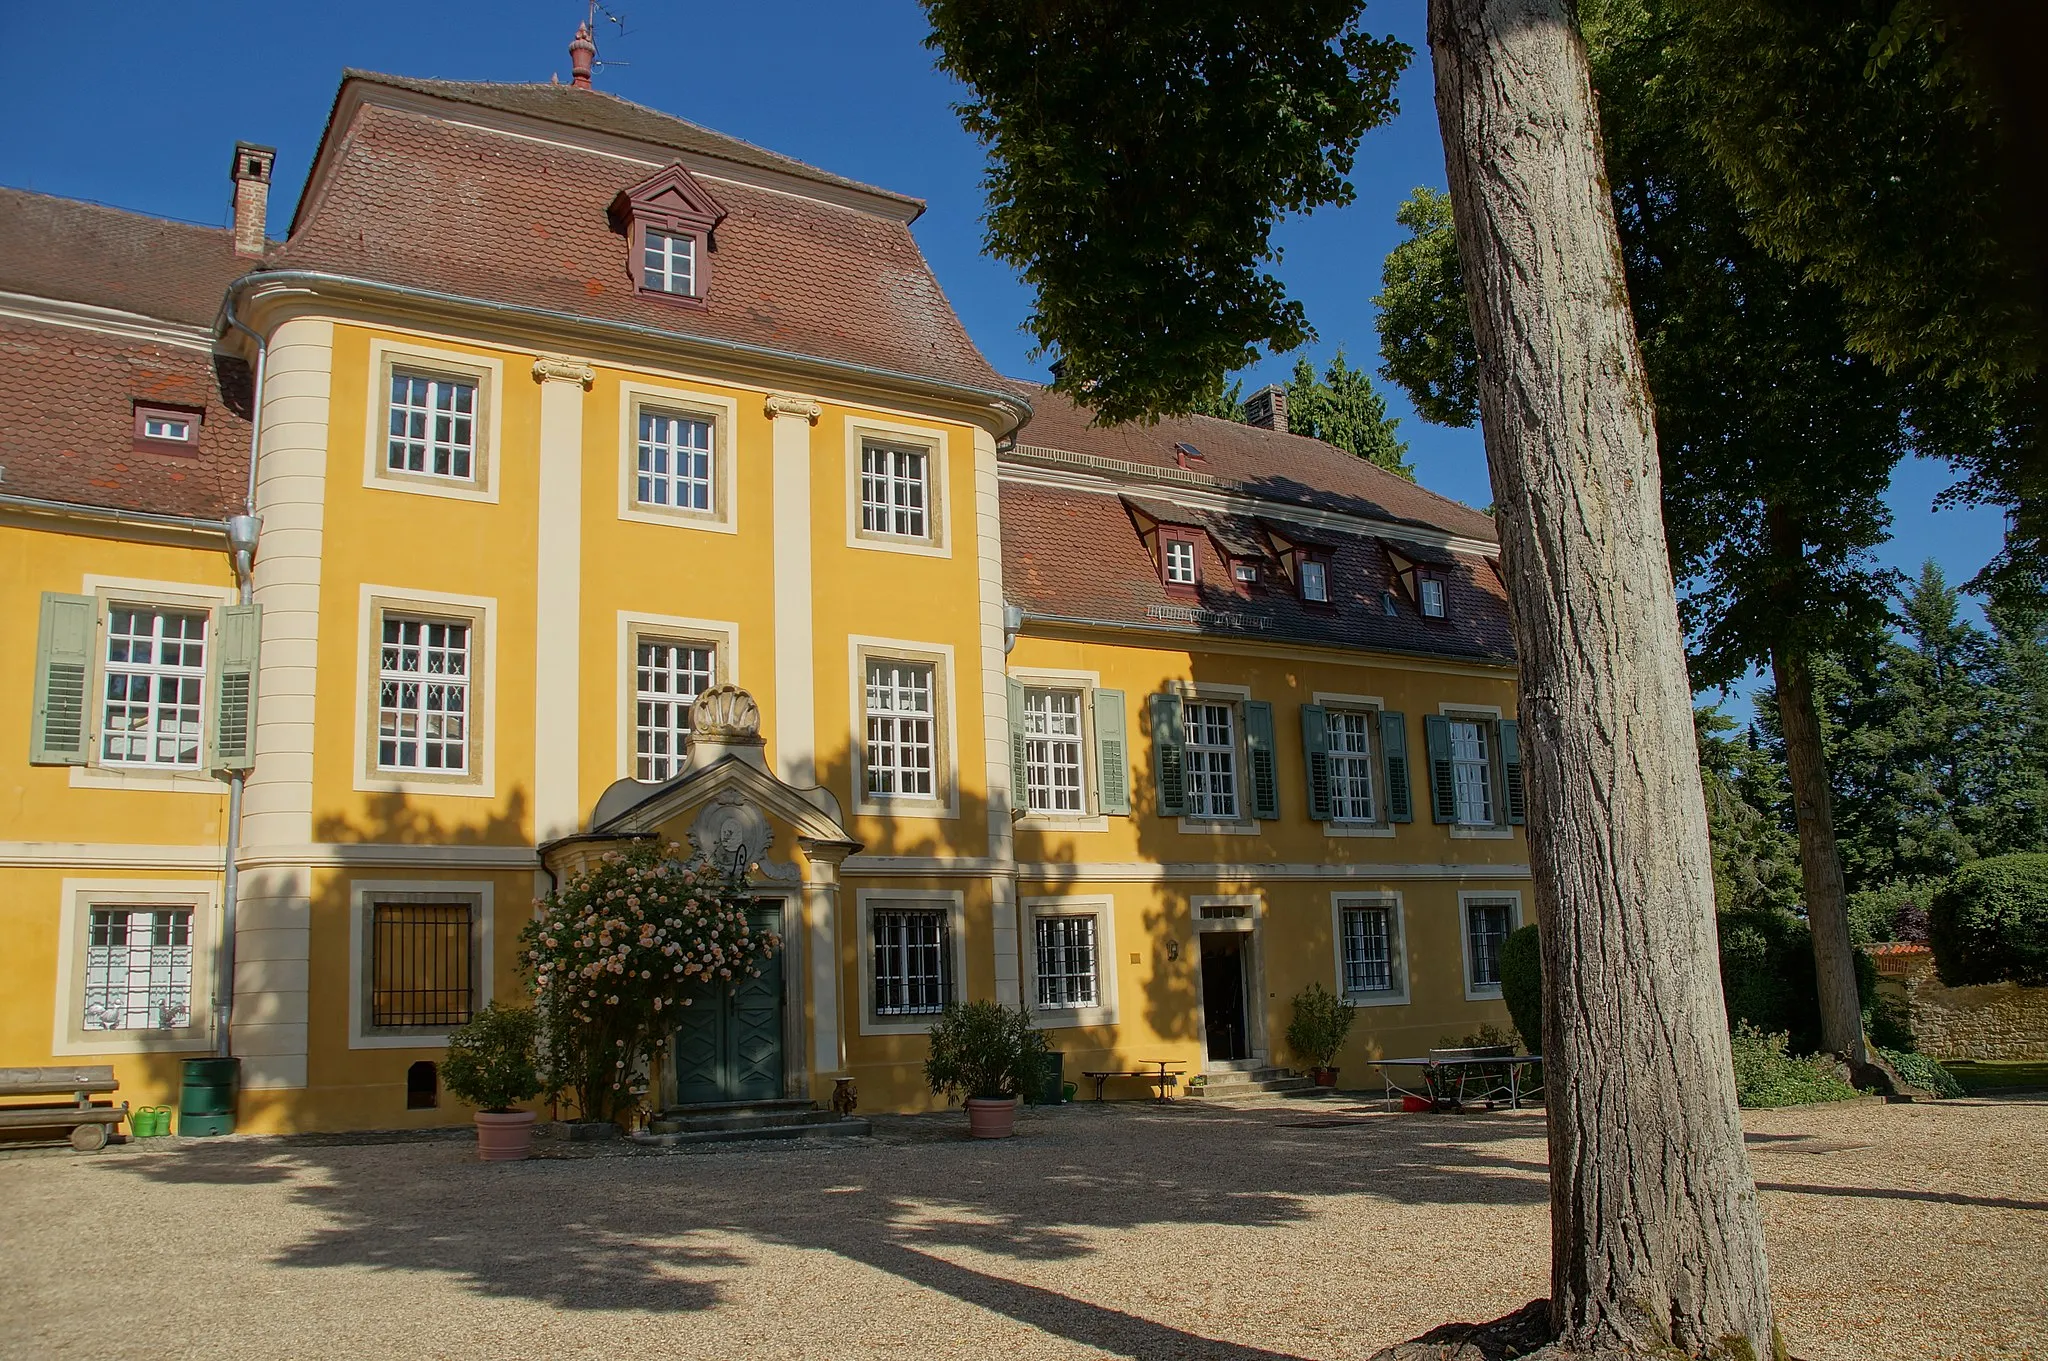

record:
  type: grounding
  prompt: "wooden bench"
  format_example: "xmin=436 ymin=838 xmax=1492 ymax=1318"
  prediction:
xmin=1080 ymin=1068 xmax=1182 ymax=1102
xmin=0 ymin=1066 xmax=128 ymax=1151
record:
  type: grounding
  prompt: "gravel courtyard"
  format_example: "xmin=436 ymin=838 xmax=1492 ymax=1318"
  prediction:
xmin=2 ymin=1094 xmax=2041 ymax=1361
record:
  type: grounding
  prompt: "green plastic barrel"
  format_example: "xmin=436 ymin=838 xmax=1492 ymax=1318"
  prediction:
xmin=1038 ymin=1051 xmax=1066 ymax=1105
xmin=178 ymin=1057 xmax=239 ymax=1137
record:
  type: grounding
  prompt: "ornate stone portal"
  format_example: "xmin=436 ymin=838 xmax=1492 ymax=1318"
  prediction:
xmin=686 ymin=789 xmax=799 ymax=884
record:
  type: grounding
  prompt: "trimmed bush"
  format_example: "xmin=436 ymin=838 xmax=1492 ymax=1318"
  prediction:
xmin=923 ymin=1000 xmax=1050 ymax=1102
xmin=1718 ymin=907 xmax=1877 ymax=1055
xmin=441 ymin=1002 xmax=543 ymax=1113
xmin=1877 ymin=1046 xmax=1964 ymax=1099
xmin=1499 ymin=924 xmax=1542 ymax=1053
xmin=1728 ymin=1023 xmax=1859 ymax=1108
xmin=1285 ymin=982 xmax=1357 ymax=1071
xmin=1929 ymin=853 xmax=2048 ymax=986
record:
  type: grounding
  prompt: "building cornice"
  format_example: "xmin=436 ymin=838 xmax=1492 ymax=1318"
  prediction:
xmin=1011 ymin=610 xmax=1518 ymax=677
xmin=0 ymin=290 xmax=217 ymax=353
xmin=0 ymin=494 xmax=229 ymax=549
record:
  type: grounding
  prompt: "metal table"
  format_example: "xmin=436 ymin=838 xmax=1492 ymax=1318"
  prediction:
xmin=1373 ymin=1053 xmax=1545 ymax=1112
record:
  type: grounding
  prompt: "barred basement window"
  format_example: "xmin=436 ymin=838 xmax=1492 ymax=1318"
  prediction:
xmin=1022 ymin=687 xmax=1085 ymax=814
xmin=378 ymin=616 xmax=469 ymax=772
xmin=1034 ymin=915 xmax=1098 ymax=1009
xmin=1341 ymin=904 xmax=1395 ymax=995
xmin=102 ymin=607 xmax=207 ymax=768
xmin=636 ymin=409 xmax=714 ymax=511
xmin=865 ymin=660 xmax=935 ymax=797
xmin=83 ymin=907 xmax=193 ymax=1031
xmin=1466 ymin=900 xmax=1513 ymax=990
xmin=860 ymin=441 xmax=929 ymax=539
xmin=1327 ymin=711 xmax=1377 ymax=823
xmin=873 ymin=908 xmax=949 ymax=1015
xmin=387 ymin=371 xmax=477 ymax=481
xmin=635 ymin=639 xmax=715 ymax=781
xmin=370 ymin=901 xmax=475 ymax=1028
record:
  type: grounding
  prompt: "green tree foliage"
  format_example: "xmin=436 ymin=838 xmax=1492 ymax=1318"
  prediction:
xmin=922 ymin=0 xmax=1409 ymax=424
xmin=1373 ymin=188 xmax=1477 ymax=427
xmin=1928 ymin=852 xmax=2048 ymax=986
xmin=1717 ymin=907 xmax=1879 ymax=1056
xmin=1696 ymin=706 xmax=1803 ymax=915
xmin=1284 ymin=352 xmax=1412 ymax=477
xmin=1186 ymin=374 xmax=1249 ymax=423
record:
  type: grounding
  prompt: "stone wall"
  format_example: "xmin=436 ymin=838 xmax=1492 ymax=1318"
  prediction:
xmin=1873 ymin=945 xmax=2048 ymax=1061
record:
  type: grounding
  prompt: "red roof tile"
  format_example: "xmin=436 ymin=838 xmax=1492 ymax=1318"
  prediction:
xmin=0 ymin=187 xmax=253 ymax=327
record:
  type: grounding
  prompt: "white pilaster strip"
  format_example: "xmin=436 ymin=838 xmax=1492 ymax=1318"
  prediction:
xmin=532 ymin=355 xmax=593 ymax=841
xmin=974 ymin=426 xmax=1022 ymax=1007
xmin=767 ymin=394 xmax=821 ymax=786
xmin=802 ymin=856 xmax=846 ymax=1078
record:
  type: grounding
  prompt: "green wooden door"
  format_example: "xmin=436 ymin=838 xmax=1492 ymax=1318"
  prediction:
xmin=672 ymin=902 xmax=785 ymax=1105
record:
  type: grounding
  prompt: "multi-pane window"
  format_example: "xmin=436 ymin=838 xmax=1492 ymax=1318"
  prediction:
xmin=1467 ymin=900 xmax=1513 ymax=990
xmin=1164 ymin=538 xmax=1197 ymax=585
xmin=1327 ymin=710 xmax=1377 ymax=822
xmin=387 ymin=371 xmax=477 ymax=481
xmin=83 ymin=907 xmax=193 ymax=1031
xmin=1301 ymin=558 xmax=1329 ymax=602
xmin=861 ymin=441 xmax=929 ymax=538
xmin=1183 ymin=702 xmax=1238 ymax=819
xmin=142 ymin=414 xmax=193 ymax=442
xmin=378 ymin=616 xmax=469 ymax=772
xmin=1341 ymin=903 xmax=1395 ymax=996
xmin=873 ymin=908 xmax=950 ymax=1015
xmin=1022 ymin=688 xmax=1085 ymax=814
xmin=644 ymin=228 xmax=696 ymax=295
xmin=101 ymin=607 xmax=207 ymax=768
xmin=370 ymin=901 xmax=475 ymax=1028
xmin=865 ymin=661 xmax=935 ymax=797
xmin=1450 ymin=719 xmax=1494 ymax=825
xmin=1034 ymin=915 xmax=1099 ymax=1009
xmin=635 ymin=640 xmax=715 ymax=782
xmin=636 ymin=410 xmax=714 ymax=511
xmin=1420 ymin=576 xmax=1447 ymax=618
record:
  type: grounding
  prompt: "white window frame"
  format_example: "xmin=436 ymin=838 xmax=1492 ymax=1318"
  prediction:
xmin=1325 ymin=708 xmax=1378 ymax=825
xmin=1300 ymin=557 xmax=1329 ymax=603
xmin=1420 ymin=574 xmax=1447 ymax=618
xmin=643 ymin=227 xmax=697 ymax=296
xmin=52 ymin=879 xmax=218 ymax=1056
xmin=1021 ymin=895 xmax=1120 ymax=1028
xmin=69 ymin=576 xmax=237 ymax=795
xmin=1164 ymin=537 xmax=1197 ymax=585
xmin=850 ymin=637 xmax=959 ymax=819
xmin=845 ymin=417 xmax=950 ymax=558
xmin=1022 ymin=686 xmax=1088 ymax=816
xmin=362 ymin=340 xmax=503 ymax=505
xmin=1331 ymin=892 xmax=1409 ymax=1007
xmin=1314 ymin=691 xmax=1398 ymax=839
xmin=1009 ymin=665 xmax=1111 ymax=833
xmin=355 ymin=586 xmax=497 ymax=798
xmin=615 ymin=611 xmax=738 ymax=781
xmin=856 ymin=889 xmax=969 ymax=1036
xmin=1458 ymin=890 xmax=1521 ymax=1001
xmin=98 ymin=602 xmax=209 ymax=771
xmin=1183 ymin=700 xmax=1240 ymax=821
xmin=141 ymin=413 xmax=194 ymax=442
xmin=617 ymin=382 xmax=739 ymax=533
xmin=1171 ymin=680 xmax=1257 ymax=835
xmin=347 ymin=880 xmax=496 ymax=1049
xmin=375 ymin=615 xmax=472 ymax=776
xmin=1440 ymin=702 xmax=1515 ymax=839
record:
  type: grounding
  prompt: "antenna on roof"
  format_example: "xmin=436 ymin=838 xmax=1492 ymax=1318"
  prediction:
xmin=589 ymin=0 xmax=631 ymax=69
xmin=568 ymin=2 xmax=630 ymax=87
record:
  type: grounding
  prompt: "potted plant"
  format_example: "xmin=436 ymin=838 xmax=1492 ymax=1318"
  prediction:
xmin=922 ymin=999 xmax=1050 ymax=1138
xmin=442 ymin=1002 xmax=544 ymax=1161
xmin=1286 ymin=982 xmax=1357 ymax=1087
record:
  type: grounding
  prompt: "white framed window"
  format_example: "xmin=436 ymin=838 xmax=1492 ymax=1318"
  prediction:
xmin=1034 ymin=915 xmax=1099 ymax=1009
xmin=1021 ymin=895 xmax=1120 ymax=1027
xmin=378 ymin=616 xmax=470 ymax=773
xmin=1183 ymin=701 xmax=1238 ymax=819
xmin=1023 ymin=687 xmax=1086 ymax=814
xmin=1451 ymin=719 xmax=1494 ymax=825
xmin=1462 ymin=895 xmax=1518 ymax=997
xmin=1327 ymin=709 xmax=1377 ymax=823
xmin=53 ymin=880 xmax=217 ymax=1055
xmin=636 ymin=409 xmax=714 ymax=512
xmin=387 ymin=370 xmax=477 ymax=482
xmin=644 ymin=229 xmax=696 ymax=295
xmin=1301 ymin=558 xmax=1329 ymax=603
xmin=1164 ymin=537 xmax=1197 ymax=585
xmin=142 ymin=414 xmax=193 ymax=442
xmin=635 ymin=639 xmax=716 ymax=781
xmin=347 ymin=881 xmax=495 ymax=1049
xmin=1232 ymin=562 xmax=1258 ymax=584
xmin=861 ymin=441 xmax=929 ymax=539
xmin=865 ymin=660 xmax=935 ymax=798
xmin=100 ymin=606 xmax=206 ymax=769
xmin=872 ymin=907 xmax=950 ymax=1015
xmin=1421 ymin=575 xmax=1447 ymax=618
xmin=84 ymin=906 xmax=194 ymax=1032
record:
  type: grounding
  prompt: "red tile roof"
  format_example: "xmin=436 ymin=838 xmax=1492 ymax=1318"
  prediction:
xmin=0 ymin=186 xmax=253 ymax=327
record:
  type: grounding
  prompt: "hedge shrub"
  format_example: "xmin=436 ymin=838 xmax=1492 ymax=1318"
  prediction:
xmin=1847 ymin=879 xmax=1938 ymax=946
xmin=1499 ymin=924 xmax=1542 ymax=1053
xmin=1929 ymin=853 xmax=2048 ymax=986
xmin=1717 ymin=907 xmax=1876 ymax=1055
xmin=1877 ymin=1046 xmax=1963 ymax=1099
xmin=1728 ymin=1023 xmax=1859 ymax=1108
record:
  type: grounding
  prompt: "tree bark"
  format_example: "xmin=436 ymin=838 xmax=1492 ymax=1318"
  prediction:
xmin=1429 ymin=2 xmax=1777 ymax=1357
xmin=1769 ymin=643 xmax=1871 ymax=1068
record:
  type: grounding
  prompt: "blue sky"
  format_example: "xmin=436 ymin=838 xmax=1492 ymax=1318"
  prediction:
xmin=0 ymin=0 xmax=2008 ymax=689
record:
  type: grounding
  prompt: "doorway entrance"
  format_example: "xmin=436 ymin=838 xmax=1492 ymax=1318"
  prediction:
xmin=672 ymin=900 xmax=784 ymax=1105
xmin=1199 ymin=933 xmax=1251 ymax=1063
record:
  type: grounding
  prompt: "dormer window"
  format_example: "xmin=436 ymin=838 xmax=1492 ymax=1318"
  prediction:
xmin=1300 ymin=558 xmax=1330 ymax=603
xmin=134 ymin=403 xmax=201 ymax=453
xmin=612 ymin=162 xmax=728 ymax=307
xmin=1420 ymin=574 xmax=1448 ymax=618
xmin=1164 ymin=538 xmax=1198 ymax=586
xmin=1232 ymin=562 xmax=1258 ymax=585
xmin=643 ymin=229 xmax=696 ymax=296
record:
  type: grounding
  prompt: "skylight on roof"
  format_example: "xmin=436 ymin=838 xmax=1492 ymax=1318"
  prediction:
xmin=1172 ymin=441 xmax=1206 ymax=467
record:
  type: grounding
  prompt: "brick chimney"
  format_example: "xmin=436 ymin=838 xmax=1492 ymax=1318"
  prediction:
xmin=1244 ymin=383 xmax=1288 ymax=434
xmin=570 ymin=23 xmax=596 ymax=89
xmin=229 ymin=142 xmax=276 ymax=259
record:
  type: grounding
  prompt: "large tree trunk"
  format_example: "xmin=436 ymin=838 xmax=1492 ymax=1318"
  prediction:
xmin=1769 ymin=644 xmax=1871 ymax=1068
xmin=1428 ymin=2 xmax=1777 ymax=1357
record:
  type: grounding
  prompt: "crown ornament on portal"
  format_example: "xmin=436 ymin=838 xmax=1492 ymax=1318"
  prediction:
xmin=688 ymin=685 xmax=764 ymax=745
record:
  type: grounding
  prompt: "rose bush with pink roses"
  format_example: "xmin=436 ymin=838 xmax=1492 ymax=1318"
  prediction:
xmin=521 ymin=839 xmax=779 ymax=1126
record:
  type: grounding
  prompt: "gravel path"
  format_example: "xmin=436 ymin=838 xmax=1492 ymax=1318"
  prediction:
xmin=1 ymin=1094 xmax=2040 ymax=1360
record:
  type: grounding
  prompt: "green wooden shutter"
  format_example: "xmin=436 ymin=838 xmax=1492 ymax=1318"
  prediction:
xmin=209 ymin=603 xmax=263 ymax=772
xmin=1499 ymin=718 xmax=1526 ymax=826
xmin=1424 ymin=714 xmax=1457 ymax=823
xmin=1380 ymin=711 xmax=1412 ymax=822
xmin=30 ymin=592 xmax=96 ymax=765
xmin=1093 ymin=687 xmax=1129 ymax=815
xmin=1244 ymin=700 xmax=1280 ymax=819
xmin=1299 ymin=704 xmax=1331 ymax=821
xmin=1149 ymin=692 xmax=1186 ymax=817
xmin=1007 ymin=678 xmax=1030 ymax=812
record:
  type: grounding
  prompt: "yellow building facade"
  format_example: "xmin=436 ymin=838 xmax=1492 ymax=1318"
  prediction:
xmin=1 ymin=65 xmax=1526 ymax=1133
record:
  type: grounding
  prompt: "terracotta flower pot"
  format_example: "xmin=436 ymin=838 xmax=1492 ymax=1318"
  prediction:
xmin=474 ymin=1109 xmax=537 ymax=1161
xmin=965 ymin=1097 xmax=1019 ymax=1139
xmin=1313 ymin=1068 xmax=1339 ymax=1088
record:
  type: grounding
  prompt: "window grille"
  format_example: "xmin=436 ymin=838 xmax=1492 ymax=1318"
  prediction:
xmin=1023 ymin=688 xmax=1085 ymax=813
xmin=1034 ymin=915 xmax=1098 ymax=1009
xmin=378 ymin=616 xmax=469 ymax=772
xmin=1450 ymin=720 xmax=1494 ymax=825
xmin=644 ymin=229 xmax=696 ymax=295
xmin=873 ymin=908 xmax=949 ymax=1015
xmin=101 ymin=607 xmax=207 ymax=768
xmin=1327 ymin=711 xmax=1377 ymax=822
xmin=1197 ymin=903 xmax=1248 ymax=920
xmin=1182 ymin=702 xmax=1238 ymax=818
xmin=636 ymin=409 xmax=714 ymax=511
xmin=635 ymin=640 xmax=715 ymax=781
xmin=860 ymin=442 xmax=929 ymax=538
xmin=1342 ymin=904 xmax=1394 ymax=994
xmin=83 ymin=907 xmax=193 ymax=1030
xmin=1164 ymin=538 xmax=1197 ymax=584
xmin=1467 ymin=901 xmax=1513 ymax=988
xmin=371 ymin=901 xmax=475 ymax=1028
xmin=865 ymin=661 xmax=935 ymax=797
xmin=387 ymin=371 xmax=477 ymax=480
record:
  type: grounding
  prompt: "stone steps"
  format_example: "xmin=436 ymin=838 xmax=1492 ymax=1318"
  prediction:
xmin=1185 ymin=1066 xmax=1317 ymax=1099
xmin=633 ymin=1100 xmax=870 ymax=1146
